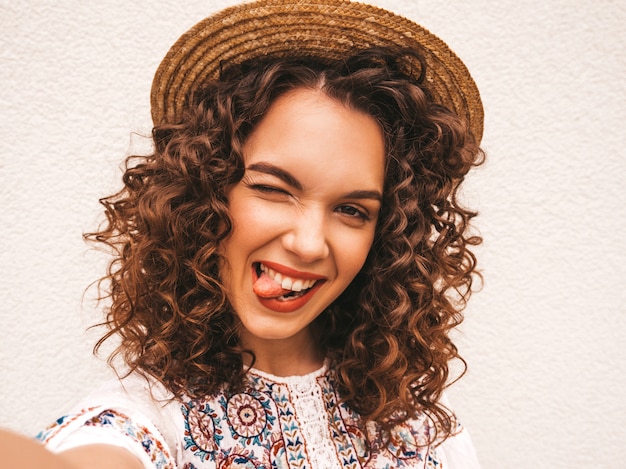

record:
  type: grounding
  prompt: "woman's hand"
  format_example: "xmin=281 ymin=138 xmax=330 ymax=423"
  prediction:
xmin=0 ymin=428 xmax=143 ymax=469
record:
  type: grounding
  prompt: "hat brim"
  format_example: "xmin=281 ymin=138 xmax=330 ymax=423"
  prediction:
xmin=151 ymin=0 xmax=483 ymax=143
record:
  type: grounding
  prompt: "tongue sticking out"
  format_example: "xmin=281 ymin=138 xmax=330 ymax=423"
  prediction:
xmin=253 ymin=272 xmax=291 ymax=298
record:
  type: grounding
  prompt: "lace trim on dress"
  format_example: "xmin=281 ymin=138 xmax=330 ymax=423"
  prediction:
xmin=248 ymin=361 xmax=342 ymax=468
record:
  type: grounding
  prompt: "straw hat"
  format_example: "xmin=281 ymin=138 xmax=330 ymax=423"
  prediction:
xmin=151 ymin=0 xmax=483 ymax=143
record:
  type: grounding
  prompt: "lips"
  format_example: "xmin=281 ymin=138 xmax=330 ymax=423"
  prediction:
xmin=252 ymin=261 xmax=326 ymax=313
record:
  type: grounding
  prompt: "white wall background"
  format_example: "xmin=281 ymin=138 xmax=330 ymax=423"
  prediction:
xmin=1 ymin=0 xmax=625 ymax=467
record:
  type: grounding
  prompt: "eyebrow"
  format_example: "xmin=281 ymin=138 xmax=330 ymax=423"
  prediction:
xmin=247 ymin=162 xmax=302 ymax=190
xmin=245 ymin=162 xmax=382 ymax=202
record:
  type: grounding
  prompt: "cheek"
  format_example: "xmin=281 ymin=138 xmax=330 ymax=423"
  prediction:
xmin=332 ymin=228 xmax=376 ymax=281
xmin=230 ymin=198 xmax=291 ymax=239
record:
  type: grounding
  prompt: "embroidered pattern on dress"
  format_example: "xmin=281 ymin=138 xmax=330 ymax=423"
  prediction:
xmin=317 ymin=376 xmax=367 ymax=468
xmin=36 ymin=406 xmax=100 ymax=443
xmin=38 ymin=408 xmax=174 ymax=469
xmin=321 ymin=373 xmax=440 ymax=469
xmin=182 ymin=385 xmax=285 ymax=468
xmin=85 ymin=410 xmax=174 ymax=469
xmin=180 ymin=369 xmax=444 ymax=469
xmin=268 ymin=381 xmax=312 ymax=468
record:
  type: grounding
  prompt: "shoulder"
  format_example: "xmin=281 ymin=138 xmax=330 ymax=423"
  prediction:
xmin=384 ymin=394 xmax=482 ymax=469
xmin=437 ymin=424 xmax=482 ymax=469
xmin=434 ymin=394 xmax=482 ymax=469
xmin=38 ymin=372 xmax=183 ymax=469
xmin=90 ymin=372 xmax=178 ymax=419
xmin=78 ymin=372 xmax=181 ymax=444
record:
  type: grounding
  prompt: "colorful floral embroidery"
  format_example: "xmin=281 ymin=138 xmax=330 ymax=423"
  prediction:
xmin=40 ymin=368 xmax=449 ymax=468
xmin=182 ymin=399 xmax=223 ymax=462
xmin=36 ymin=406 xmax=100 ymax=443
xmin=182 ymin=386 xmax=283 ymax=468
xmin=85 ymin=410 xmax=174 ymax=469
xmin=38 ymin=408 xmax=173 ymax=469
xmin=227 ymin=393 xmax=267 ymax=438
xmin=178 ymin=369 xmax=444 ymax=468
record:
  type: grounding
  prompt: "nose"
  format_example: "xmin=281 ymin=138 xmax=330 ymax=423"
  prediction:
xmin=281 ymin=208 xmax=330 ymax=263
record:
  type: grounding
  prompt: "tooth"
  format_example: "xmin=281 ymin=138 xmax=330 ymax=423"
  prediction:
xmin=281 ymin=277 xmax=293 ymax=290
xmin=274 ymin=273 xmax=283 ymax=284
xmin=260 ymin=263 xmax=266 ymax=272
xmin=291 ymin=279 xmax=303 ymax=292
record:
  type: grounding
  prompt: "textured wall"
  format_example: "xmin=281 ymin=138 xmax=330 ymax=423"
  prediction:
xmin=1 ymin=1 xmax=625 ymax=468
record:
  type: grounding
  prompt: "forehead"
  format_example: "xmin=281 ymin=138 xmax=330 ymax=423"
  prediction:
xmin=243 ymin=88 xmax=385 ymax=191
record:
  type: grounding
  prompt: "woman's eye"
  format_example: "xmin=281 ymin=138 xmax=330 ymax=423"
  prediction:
xmin=250 ymin=184 xmax=289 ymax=195
xmin=336 ymin=205 xmax=369 ymax=221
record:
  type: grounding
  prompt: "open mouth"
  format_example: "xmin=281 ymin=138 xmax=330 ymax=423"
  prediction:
xmin=253 ymin=262 xmax=319 ymax=301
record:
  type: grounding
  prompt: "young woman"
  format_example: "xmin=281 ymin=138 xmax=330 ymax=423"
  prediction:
xmin=3 ymin=1 xmax=484 ymax=467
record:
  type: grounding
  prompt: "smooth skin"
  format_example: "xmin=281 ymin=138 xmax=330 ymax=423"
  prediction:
xmin=0 ymin=428 xmax=142 ymax=469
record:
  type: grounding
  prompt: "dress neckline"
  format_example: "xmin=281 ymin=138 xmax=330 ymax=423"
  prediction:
xmin=248 ymin=360 xmax=329 ymax=385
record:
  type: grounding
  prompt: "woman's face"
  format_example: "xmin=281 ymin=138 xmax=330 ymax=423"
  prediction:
xmin=220 ymin=87 xmax=385 ymax=366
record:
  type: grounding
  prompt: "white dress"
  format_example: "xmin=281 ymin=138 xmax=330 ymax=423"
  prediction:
xmin=38 ymin=363 xmax=481 ymax=469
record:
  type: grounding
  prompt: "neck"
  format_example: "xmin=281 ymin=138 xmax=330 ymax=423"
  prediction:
xmin=241 ymin=327 xmax=324 ymax=377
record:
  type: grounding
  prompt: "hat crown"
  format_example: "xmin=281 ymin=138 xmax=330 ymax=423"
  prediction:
xmin=151 ymin=0 xmax=483 ymax=144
